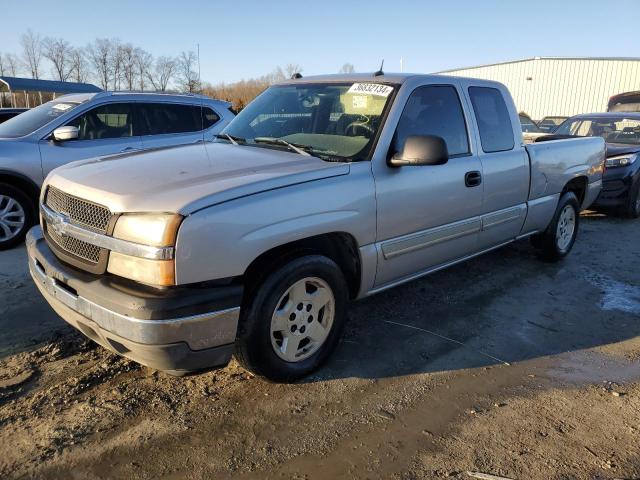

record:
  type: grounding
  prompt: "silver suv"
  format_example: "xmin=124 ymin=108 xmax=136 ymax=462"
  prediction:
xmin=0 ymin=92 xmax=234 ymax=249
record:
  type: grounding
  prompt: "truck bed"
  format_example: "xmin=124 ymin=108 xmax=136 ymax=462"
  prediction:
xmin=525 ymin=136 xmax=605 ymax=203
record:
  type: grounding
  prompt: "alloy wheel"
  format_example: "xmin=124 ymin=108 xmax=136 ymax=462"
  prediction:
xmin=270 ymin=277 xmax=335 ymax=362
xmin=0 ymin=195 xmax=26 ymax=242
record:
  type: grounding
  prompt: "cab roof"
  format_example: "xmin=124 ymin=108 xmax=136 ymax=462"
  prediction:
xmin=276 ymin=72 xmax=463 ymax=86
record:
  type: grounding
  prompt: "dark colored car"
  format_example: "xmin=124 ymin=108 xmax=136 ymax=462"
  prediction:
xmin=518 ymin=113 xmax=543 ymax=133
xmin=554 ymin=112 xmax=640 ymax=217
xmin=0 ymin=108 xmax=27 ymax=124
xmin=608 ymin=91 xmax=640 ymax=113
xmin=538 ymin=116 xmax=568 ymax=133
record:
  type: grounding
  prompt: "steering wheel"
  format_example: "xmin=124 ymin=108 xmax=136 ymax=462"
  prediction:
xmin=346 ymin=121 xmax=375 ymax=137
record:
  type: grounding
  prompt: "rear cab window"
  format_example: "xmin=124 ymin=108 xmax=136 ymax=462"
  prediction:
xmin=468 ymin=87 xmax=514 ymax=153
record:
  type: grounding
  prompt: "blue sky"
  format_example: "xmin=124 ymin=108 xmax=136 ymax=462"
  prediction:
xmin=1 ymin=0 xmax=637 ymax=84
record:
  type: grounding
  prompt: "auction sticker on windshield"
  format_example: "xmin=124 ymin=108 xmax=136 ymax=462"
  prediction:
xmin=347 ymin=83 xmax=394 ymax=97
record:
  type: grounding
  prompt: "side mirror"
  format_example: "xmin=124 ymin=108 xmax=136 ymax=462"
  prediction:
xmin=389 ymin=135 xmax=449 ymax=167
xmin=52 ymin=126 xmax=79 ymax=142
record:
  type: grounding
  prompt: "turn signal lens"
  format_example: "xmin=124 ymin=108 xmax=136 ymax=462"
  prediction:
xmin=107 ymin=252 xmax=175 ymax=286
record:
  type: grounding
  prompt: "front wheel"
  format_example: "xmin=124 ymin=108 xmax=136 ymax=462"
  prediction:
xmin=532 ymin=191 xmax=580 ymax=262
xmin=235 ymin=255 xmax=349 ymax=382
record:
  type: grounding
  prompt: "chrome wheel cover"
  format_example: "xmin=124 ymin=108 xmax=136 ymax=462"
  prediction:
xmin=270 ymin=277 xmax=335 ymax=362
xmin=556 ymin=204 xmax=576 ymax=253
xmin=0 ymin=194 xmax=26 ymax=242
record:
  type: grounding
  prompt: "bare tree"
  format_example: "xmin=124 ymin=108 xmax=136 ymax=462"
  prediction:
xmin=0 ymin=54 xmax=5 ymax=77
xmin=111 ymin=40 xmax=125 ymax=90
xmin=5 ymin=54 xmax=19 ymax=76
xmin=339 ymin=63 xmax=355 ymax=73
xmin=149 ymin=56 xmax=176 ymax=92
xmin=285 ymin=63 xmax=303 ymax=78
xmin=87 ymin=38 xmax=114 ymax=89
xmin=43 ymin=37 xmax=72 ymax=81
xmin=135 ymin=49 xmax=153 ymax=90
xmin=119 ymin=44 xmax=138 ymax=90
xmin=177 ymin=50 xmax=200 ymax=93
xmin=69 ymin=48 xmax=89 ymax=83
xmin=21 ymin=30 xmax=43 ymax=79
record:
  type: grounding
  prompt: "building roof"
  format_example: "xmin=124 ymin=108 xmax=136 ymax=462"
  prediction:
xmin=439 ymin=56 xmax=640 ymax=74
xmin=0 ymin=76 xmax=101 ymax=94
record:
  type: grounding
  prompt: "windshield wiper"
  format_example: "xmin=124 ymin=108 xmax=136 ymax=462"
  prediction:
xmin=214 ymin=133 xmax=246 ymax=145
xmin=254 ymin=137 xmax=311 ymax=156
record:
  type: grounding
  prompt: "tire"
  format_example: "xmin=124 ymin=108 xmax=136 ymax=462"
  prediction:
xmin=0 ymin=183 xmax=35 ymax=251
xmin=624 ymin=180 xmax=640 ymax=219
xmin=235 ymin=255 xmax=349 ymax=382
xmin=532 ymin=191 xmax=580 ymax=262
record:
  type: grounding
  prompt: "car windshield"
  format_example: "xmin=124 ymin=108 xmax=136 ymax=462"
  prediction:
xmin=0 ymin=100 xmax=82 ymax=138
xmin=555 ymin=116 xmax=640 ymax=145
xmin=519 ymin=115 xmax=542 ymax=133
xmin=218 ymin=82 xmax=396 ymax=161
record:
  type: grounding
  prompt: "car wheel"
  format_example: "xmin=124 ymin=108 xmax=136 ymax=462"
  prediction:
xmin=625 ymin=181 xmax=640 ymax=219
xmin=0 ymin=183 xmax=35 ymax=251
xmin=533 ymin=191 xmax=580 ymax=262
xmin=235 ymin=255 xmax=349 ymax=382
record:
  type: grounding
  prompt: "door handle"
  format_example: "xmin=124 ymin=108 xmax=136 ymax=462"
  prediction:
xmin=465 ymin=171 xmax=482 ymax=187
xmin=120 ymin=147 xmax=137 ymax=153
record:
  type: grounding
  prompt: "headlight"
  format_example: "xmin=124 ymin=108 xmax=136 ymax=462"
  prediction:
xmin=112 ymin=213 xmax=182 ymax=246
xmin=107 ymin=213 xmax=182 ymax=286
xmin=605 ymin=154 xmax=637 ymax=168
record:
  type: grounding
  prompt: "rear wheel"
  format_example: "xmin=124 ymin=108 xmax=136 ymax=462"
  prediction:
xmin=532 ymin=191 xmax=579 ymax=262
xmin=235 ymin=255 xmax=348 ymax=382
xmin=0 ymin=183 xmax=34 ymax=250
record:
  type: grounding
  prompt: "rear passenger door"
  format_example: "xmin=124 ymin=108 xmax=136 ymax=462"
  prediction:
xmin=460 ymin=83 xmax=529 ymax=250
xmin=137 ymin=102 xmax=205 ymax=149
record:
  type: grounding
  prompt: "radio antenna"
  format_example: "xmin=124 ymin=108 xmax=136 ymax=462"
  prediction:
xmin=197 ymin=43 xmax=201 ymax=91
xmin=374 ymin=59 xmax=384 ymax=77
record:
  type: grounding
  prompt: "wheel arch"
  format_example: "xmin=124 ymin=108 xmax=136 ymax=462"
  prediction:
xmin=0 ymin=170 xmax=41 ymax=209
xmin=562 ymin=175 xmax=588 ymax=207
xmin=242 ymin=232 xmax=362 ymax=303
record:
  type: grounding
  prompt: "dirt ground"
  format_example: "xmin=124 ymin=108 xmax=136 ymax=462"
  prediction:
xmin=1 ymin=211 xmax=640 ymax=480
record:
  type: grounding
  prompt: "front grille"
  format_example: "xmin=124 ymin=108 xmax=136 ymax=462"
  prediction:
xmin=47 ymin=227 xmax=102 ymax=263
xmin=45 ymin=186 xmax=111 ymax=233
xmin=43 ymin=187 xmax=113 ymax=268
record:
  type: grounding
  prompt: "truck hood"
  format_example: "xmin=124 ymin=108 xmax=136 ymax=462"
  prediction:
xmin=46 ymin=142 xmax=350 ymax=214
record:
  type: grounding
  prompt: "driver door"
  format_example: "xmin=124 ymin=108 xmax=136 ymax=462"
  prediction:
xmin=372 ymin=82 xmax=484 ymax=288
xmin=40 ymin=102 xmax=142 ymax=176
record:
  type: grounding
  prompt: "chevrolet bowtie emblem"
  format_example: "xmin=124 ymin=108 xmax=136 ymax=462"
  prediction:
xmin=49 ymin=211 xmax=70 ymax=237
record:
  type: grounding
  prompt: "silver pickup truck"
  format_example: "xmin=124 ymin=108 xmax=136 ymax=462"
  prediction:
xmin=26 ymin=73 xmax=605 ymax=381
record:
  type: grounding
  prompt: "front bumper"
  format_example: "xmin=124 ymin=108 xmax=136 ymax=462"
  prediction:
xmin=593 ymin=166 xmax=639 ymax=208
xmin=26 ymin=226 xmax=242 ymax=374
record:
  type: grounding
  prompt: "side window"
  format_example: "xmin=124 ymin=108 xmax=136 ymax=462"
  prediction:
xmin=138 ymin=103 xmax=202 ymax=135
xmin=202 ymin=107 xmax=220 ymax=129
xmin=67 ymin=103 xmax=133 ymax=140
xmin=394 ymin=85 xmax=469 ymax=157
xmin=468 ymin=87 xmax=515 ymax=153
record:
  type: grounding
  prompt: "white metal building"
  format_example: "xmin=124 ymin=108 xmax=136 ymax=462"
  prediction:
xmin=440 ymin=57 xmax=640 ymax=120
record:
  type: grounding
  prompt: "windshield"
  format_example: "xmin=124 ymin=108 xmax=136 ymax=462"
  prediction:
xmin=218 ymin=82 xmax=395 ymax=161
xmin=0 ymin=100 xmax=82 ymax=138
xmin=555 ymin=116 xmax=640 ymax=145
